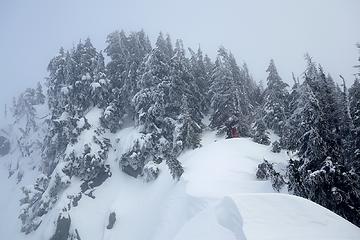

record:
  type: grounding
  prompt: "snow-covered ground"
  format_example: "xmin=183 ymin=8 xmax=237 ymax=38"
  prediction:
xmin=1 ymin=122 xmax=359 ymax=239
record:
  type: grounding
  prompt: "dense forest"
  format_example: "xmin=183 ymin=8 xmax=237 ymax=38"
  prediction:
xmin=9 ymin=30 xmax=360 ymax=233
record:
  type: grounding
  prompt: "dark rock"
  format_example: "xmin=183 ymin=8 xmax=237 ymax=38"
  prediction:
xmin=74 ymin=229 xmax=81 ymax=240
xmin=106 ymin=212 xmax=116 ymax=230
xmin=0 ymin=135 xmax=10 ymax=156
xmin=80 ymin=165 xmax=111 ymax=193
xmin=50 ymin=214 xmax=71 ymax=240
xmin=122 ymin=164 xmax=142 ymax=178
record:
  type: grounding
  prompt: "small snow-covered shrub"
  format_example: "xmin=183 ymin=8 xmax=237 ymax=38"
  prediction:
xmin=100 ymin=103 xmax=123 ymax=133
xmin=271 ymin=140 xmax=281 ymax=153
xmin=256 ymin=159 xmax=285 ymax=192
xmin=63 ymin=135 xmax=111 ymax=181
xmin=271 ymin=172 xmax=286 ymax=192
xmin=19 ymin=168 xmax=70 ymax=234
xmin=256 ymin=160 xmax=273 ymax=180
xmin=142 ymin=161 xmax=160 ymax=182
xmin=120 ymin=139 xmax=147 ymax=178
xmin=120 ymin=132 xmax=184 ymax=180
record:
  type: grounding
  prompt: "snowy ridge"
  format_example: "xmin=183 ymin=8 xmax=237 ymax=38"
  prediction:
xmin=2 ymin=125 xmax=360 ymax=239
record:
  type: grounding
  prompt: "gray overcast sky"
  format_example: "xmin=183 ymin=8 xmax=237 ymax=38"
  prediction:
xmin=0 ymin=0 xmax=359 ymax=119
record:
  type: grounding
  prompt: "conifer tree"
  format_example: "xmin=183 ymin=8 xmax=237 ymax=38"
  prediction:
xmin=252 ymin=118 xmax=270 ymax=145
xmin=73 ymin=38 xmax=98 ymax=114
xmin=349 ymin=79 xmax=360 ymax=171
xmin=287 ymin=56 xmax=360 ymax=227
xmin=47 ymin=48 xmax=67 ymax=117
xmin=174 ymin=95 xmax=202 ymax=154
xmin=102 ymin=31 xmax=152 ymax=132
xmin=105 ymin=30 xmax=128 ymax=89
xmin=280 ymin=74 xmax=301 ymax=149
xmin=242 ymin=63 xmax=261 ymax=108
xmin=169 ymin=40 xmax=203 ymax=124
xmin=263 ymin=59 xmax=288 ymax=135
xmin=210 ymin=47 xmax=251 ymax=136
xmin=35 ymin=82 xmax=45 ymax=105
xmin=91 ymin=51 xmax=109 ymax=108
xmin=189 ymin=47 xmax=212 ymax=112
xmin=338 ymin=77 xmax=353 ymax=162
xmin=133 ymin=33 xmax=171 ymax=132
xmin=355 ymin=43 xmax=360 ymax=79
xmin=130 ymin=33 xmax=185 ymax=180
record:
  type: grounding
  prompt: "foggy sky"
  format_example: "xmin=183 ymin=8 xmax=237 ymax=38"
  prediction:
xmin=1 ymin=0 xmax=359 ymax=120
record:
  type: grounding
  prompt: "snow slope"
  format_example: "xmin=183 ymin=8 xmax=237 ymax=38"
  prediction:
xmin=232 ymin=193 xmax=360 ymax=240
xmin=0 ymin=104 xmax=49 ymax=239
xmin=182 ymin=134 xmax=289 ymax=198
xmin=175 ymin=193 xmax=360 ymax=240
xmin=1 ymin=123 xmax=360 ymax=239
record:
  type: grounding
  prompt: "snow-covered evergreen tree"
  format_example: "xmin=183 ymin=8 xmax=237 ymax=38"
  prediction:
xmin=287 ymin=56 xmax=360 ymax=227
xmin=263 ymin=59 xmax=288 ymax=135
xmin=174 ymin=95 xmax=202 ymax=154
xmin=91 ymin=51 xmax=110 ymax=108
xmin=127 ymin=33 xmax=186 ymax=180
xmin=168 ymin=40 xmax=204 ymax=125
xmin=355 ymin=43 xmax=360 ymax=79
xmin=349 ymin=78 xmax=360 ymax=172
xmin=242 ymin=63 xmax=261 ymax=108
xmin=133 ymin=33 xmax=171 ymax=132
xmin=35 ymin=82 xmax=46 ymax=105
xmin=210 ymin=47 xmax=251 ymax=136
xmin=280 ymin=74 xmax=300 ymax=149
xmin=252 ymin=117 xmax=270 ymax=145
xmin=349 ymin=45 xmax=360 ymax=169
xmin=336 ymin=78 xmax=353 ymax=163
xmin=189 ymin=47 xmax=212 ymax=112
xmin=11 ymin=86 xmax=48 ymax=159
xmin=102 ymin=30 xmax=152 ymax=132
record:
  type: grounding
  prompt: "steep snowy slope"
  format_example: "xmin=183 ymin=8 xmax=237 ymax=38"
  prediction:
xmin=1 ymin=124 xmax=360 ymax=239
xmin=0 ymin=103 xmax=49 ymax=239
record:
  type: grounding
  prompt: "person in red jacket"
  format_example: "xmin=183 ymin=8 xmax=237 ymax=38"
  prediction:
xmin=226 ymin=124 xmax=239 ymax=139
xmin=231 ymin=127 xmax=239 ymax=138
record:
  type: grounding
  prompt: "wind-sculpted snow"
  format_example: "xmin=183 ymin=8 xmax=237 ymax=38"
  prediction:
xmin=215 ymin=197 xmax=247 ymax=240
xmin=231 ymin=193 xmax=360 ymax=240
